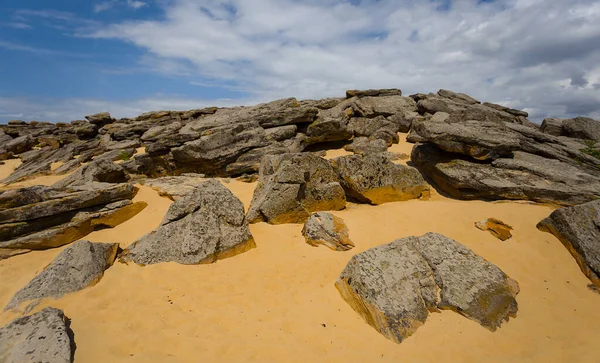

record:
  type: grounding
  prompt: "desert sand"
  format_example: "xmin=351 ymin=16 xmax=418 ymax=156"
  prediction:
xmin=1 ymin=138 xmax=599 ymax=363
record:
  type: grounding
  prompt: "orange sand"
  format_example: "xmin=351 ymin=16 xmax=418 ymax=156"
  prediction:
xmin=1 ymin=138 xmax=599 ymax=363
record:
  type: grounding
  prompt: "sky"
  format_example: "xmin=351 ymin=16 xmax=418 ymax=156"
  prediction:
xmin=0 ymin=0 xmax=599 ymax=123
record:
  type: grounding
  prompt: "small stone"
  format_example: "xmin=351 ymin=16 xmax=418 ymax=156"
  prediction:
xmin=475 ymin=218 xmax=513 ymax=241
xmin=301 ymin=212 xmax=354 ymax=251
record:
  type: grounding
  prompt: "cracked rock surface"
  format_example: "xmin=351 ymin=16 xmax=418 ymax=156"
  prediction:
xmin=335 ymin=232 xmax=519 ymax=343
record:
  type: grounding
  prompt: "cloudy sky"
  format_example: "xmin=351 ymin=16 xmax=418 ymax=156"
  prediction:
xmin=1 ymin=0 xmax=599 ymax=123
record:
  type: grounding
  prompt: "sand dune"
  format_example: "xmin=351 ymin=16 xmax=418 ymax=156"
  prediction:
xmin=1 ymin=140 xmax=599 ymax=362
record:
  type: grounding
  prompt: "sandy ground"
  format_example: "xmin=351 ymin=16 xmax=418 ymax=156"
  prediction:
xmin=1 ymin=137 xmax=599 ymax=363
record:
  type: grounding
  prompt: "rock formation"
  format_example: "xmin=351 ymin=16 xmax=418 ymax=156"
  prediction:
xmin=336 ymin=232 xmax=519 ymax=343
xmin=537 ymin=200 xmax=600 ymax=287
xmin=301 ymin=212 xmax=354 ymax=251
xmin=0 ymin=307 xmax=75 ymax=363
xmin=5 ymin=240 xmax=119 ymax=311
xmin=246 ymin=153 xmax=346 ymax=224
xmin=120 ymin=179 xmax=255 ymax=265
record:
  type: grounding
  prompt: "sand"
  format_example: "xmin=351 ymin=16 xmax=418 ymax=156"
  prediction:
xmin=1 ymin=138 xmax=599 ymax=363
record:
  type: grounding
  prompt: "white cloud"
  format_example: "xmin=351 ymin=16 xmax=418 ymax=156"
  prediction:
xmin=126 ymin=0 xmax=147 ymax=10
xmin=94 ymin=1 xmax=118 ymax=13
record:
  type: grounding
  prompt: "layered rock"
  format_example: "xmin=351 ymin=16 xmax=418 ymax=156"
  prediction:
xmin=0 ymin=307 xmax=75 ymax=363
xmin=537 ymin=200 xmax=600 ymax=287
xmin=120 ymin=179 xmax=255 ymax=265
xmin=330 ymin=153 xmax=429 ymax=204
xmin=5 ymin=240 xmax=119 ymax=311
xmin=140 ymin=174 xmax=207 ymax=200
xmin=301 ymin=212 xmax=354 ymax=251
xmin=0 ymin=184 xmax=144 ymax=258
xmin=247 ymin=153 xmax=346 ymax=224
xmin=336 ymin=232 xmax=519 ymax=343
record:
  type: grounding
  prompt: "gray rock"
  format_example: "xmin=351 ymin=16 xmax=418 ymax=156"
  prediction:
xmin=562 ymin=117 xmax=600 ymax=141
xmin=331 ymin=153 xmax=429 ymax=205
xmin=350 ymin=96 xmax=416 ymax=118
xmin=225 ymin=143 xmax=291 ymax=176
xmin=336 ymin=232 xmax=519 ymax=343
xmin=438 ymin=89 xmax=480 ymax=104
xmin=346 ymin=89 xmax=402 ymax=98
xmin=347 ymin=116 xmax=399 ymax=145
xmin=343 ymin=137 xmax=388 ymax=155
xmin=0 ymin=307 xmax=74 ymax=363
xmin=301 ymin=212 xmax=354 ymax=251
xmin=53 ymin=159 xmax=128 ymax=188
xmin=4 ymin=135 xmax=35 ymax=154
xmin=537 ymin=200 xmax=600 ymax=287
xmin=247 ymin=153 xmax=346 ymax=224
xmin=541 ymin=118 xmax=564 ymax=136
xmin=105 ymin=139 xmax=141 ymax=151
xmin=120 ymin=179 xmax=255 ymax=265
xmin=5 ymin=240 xmax=118 ymax=311
xmin=265 ymin=125 xmax=297 ymax=141
xmin=141 ymin=174 xmax=207 ymax=200
xmin=86 ymin=112 xmax=114 ymax=125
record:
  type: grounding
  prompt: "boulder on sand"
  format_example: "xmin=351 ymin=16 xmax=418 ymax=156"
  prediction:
xmin=246 ymin=153 xmax=346 ymax=224
xmin=0 ymin=307 xmax=75 ymax=363
xmin=5 ymin=240 xmax=119 ymax=311
xmin=330 ymin=153 xmax=429 ymax=205
xmin=120 ymin=179 xmax=255 ymax=266
xmin=336 ymin=232 xmax=519 ymax=344
xmin=301 ymin=212 xmax=354 ymax=251
xmin=537 ymin=200 xmax=600 ymax=288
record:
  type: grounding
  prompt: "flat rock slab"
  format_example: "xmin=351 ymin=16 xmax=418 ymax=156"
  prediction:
xmin=302 ymin=212 xmax=354 ymax=251
xmin=5 ymin=240 xmax=119 ymax=311
xmin=331 ymin=153 xmax=429 ymax=205
xmin=0 ymin=307 xmax=74 ymax=363
xmin=141 ymin=174 xmax=207 ymax=200
xmin=247 ymin=153 xmax=346 ymax=224
xmin=475 ymin=218 xmax=513 ymax=241
xmin=336 ymin=232 xmax=519 ymax=343
xmin=121 ymin=179 xmax=255 ymax=265
xmin=537 ymin=200 xmax=600 ymax=287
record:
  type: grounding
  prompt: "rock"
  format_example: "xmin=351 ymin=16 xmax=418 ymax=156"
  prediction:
xmin=247 ymin=153 xmax=346 ymax=224
xmin=417 ymin=98 xmax=453 ymax=115
xmin=541 ymin=118 xmax=564 ymax=136
xmin=120 ymin=179 xmax=255 ymax=265
xmin=225 ymin=143 xmax=291 ymax=176
xmin=0 ymin=307 xmax=74 ymax=363
xmin=0 ymin=199 xmax=145 ymax=256
xmin=5 ymin=240 xmax=118 ymax=310
xmin=5 ymin=135 xmax=35 ymax=154
xmin=7 ymin=120 xmax=27 ymax=126
xmin=562 ymin=117 xmax=600 ymax=141
xmin=53 ymin=159 xmax=128 ymax=188
xmin=265 ymin=125 xmax=298 ymax=141
xmin=85 ymin=112 xmax=114 ymax=125
xmin=73 ymin=122 xmax=98 ymax=139
xmin=537 ymin=200 xmax=600 ymax=287
xmin=0 ymin=183 xmax=138 ymax=224
xmin=346 ymin=89 xmax=402 ymax=98
xmin=475 ymin=218 xmax=513 ymax=241
xmin=141 ymin=122 xmax=182 ymax=142
xmin=105 ymin=139 xmax=141 ymax=151
xmin=330 ymin=153 xmax=429 ymax=205
xmin=335 ymin=232 xmax=519 ymax=343
xmin=172 ymin=121 xmax=269 ymax=175
xmin=438 ymin=89 xmax=480 ymax=104
xmin=412 ymin=143 xmax=600 ymax=206
xmin=347 ymin=116 xmax=399 ymax=145
xmin=482 ymin=102 xmax=528 ymax=118
xmin=343 ymin=137 xmax=388 ymax=155
xmin=141 ymin=174 xmax=207 ymax=200
xmin=350 ymin=96 xmax=417 ymax=118
xmin=180 ymin=107 xmax=218 ymax=120
xmin=301 ymin=212 xmax=354 ymax=251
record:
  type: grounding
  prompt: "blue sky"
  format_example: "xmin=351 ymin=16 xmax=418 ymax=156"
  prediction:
xmin=1 ymin=0 xmax=600 ymax=122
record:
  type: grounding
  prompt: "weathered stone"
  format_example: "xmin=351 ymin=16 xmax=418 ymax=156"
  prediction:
xmin=350 ymin=96 xmax=417 ymax=118
xmin=562 ymin=117 xmax=600 ymax=141
xmin=247 ymin=153 xmax=346 ymax=224
xmin=0 ymin=307 xmax=74 ymax=363
xmin=438 ymin=89 xmax=480 ymax=104
xmin=0 ymin=183 xmax=138 ymax=224
xmin=141 ymin=174 xmax=206 ymax=200
xmin=335 ymin=232 xmax=519 ymax=344
xmin=347 ymin=116 xmax=399 ymax=145
xmin=53 ymin=159 xmax=128 ymax=188
xmin=537 ymin=200 xmax=600 ymax=287
xmin=346 ymin=89 xmax=402 ymax=98
xmin=343 ymin=137 xmax=388 ymax=155
xmin=85 ymin=112 xmax=114 ymax=125
xmin=331 ymin=153 xmax=428 ymax=205
xmin=265 ymin=125 xmax=297 ymax=141
xmin=226 ymin=143 xmax=291 ymax=176
xmin=5 ymin=240 xmax=118 ymax=310
xmin=301 ymin=212 xmax=354 ymax=251
xmin=541 ymin=118 xmax=564 ymax=136
xmin=105 ymin=139 xmax=141 ymax=151
xmin=120 ymin=179 xmax=255 ymax=265
xmin=5 ymin=135 xmax=35 ymax=154
xmin=475 ymin=218 xmax=514 ymax=241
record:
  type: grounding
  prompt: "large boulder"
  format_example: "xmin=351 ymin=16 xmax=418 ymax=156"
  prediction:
xmin=53 ymin=159 xmax=128 ymax=188
xmin=302 ymin=212 xmax=354 ymax=251
xmin=247 ymin=153 xmax=346 ymax=224
xmin=537 ymin=200 xmax=600 ymax=287
xmin=141 ymin=174 xmax=207 ymax=200
xmin=343 ymin=137 xmax=388 ymax=155
xmin=0 ymin=307 xmax=75 ymax=363
xmin=120 ymin=179 xmax=255 ymax=265
xmin=5 ymin=240 xmax=118 ymax=311
xmin=336 ymin=233 xmax=519 ymax=343
xmin=330 ymin=153 xmax=429 ymax=204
